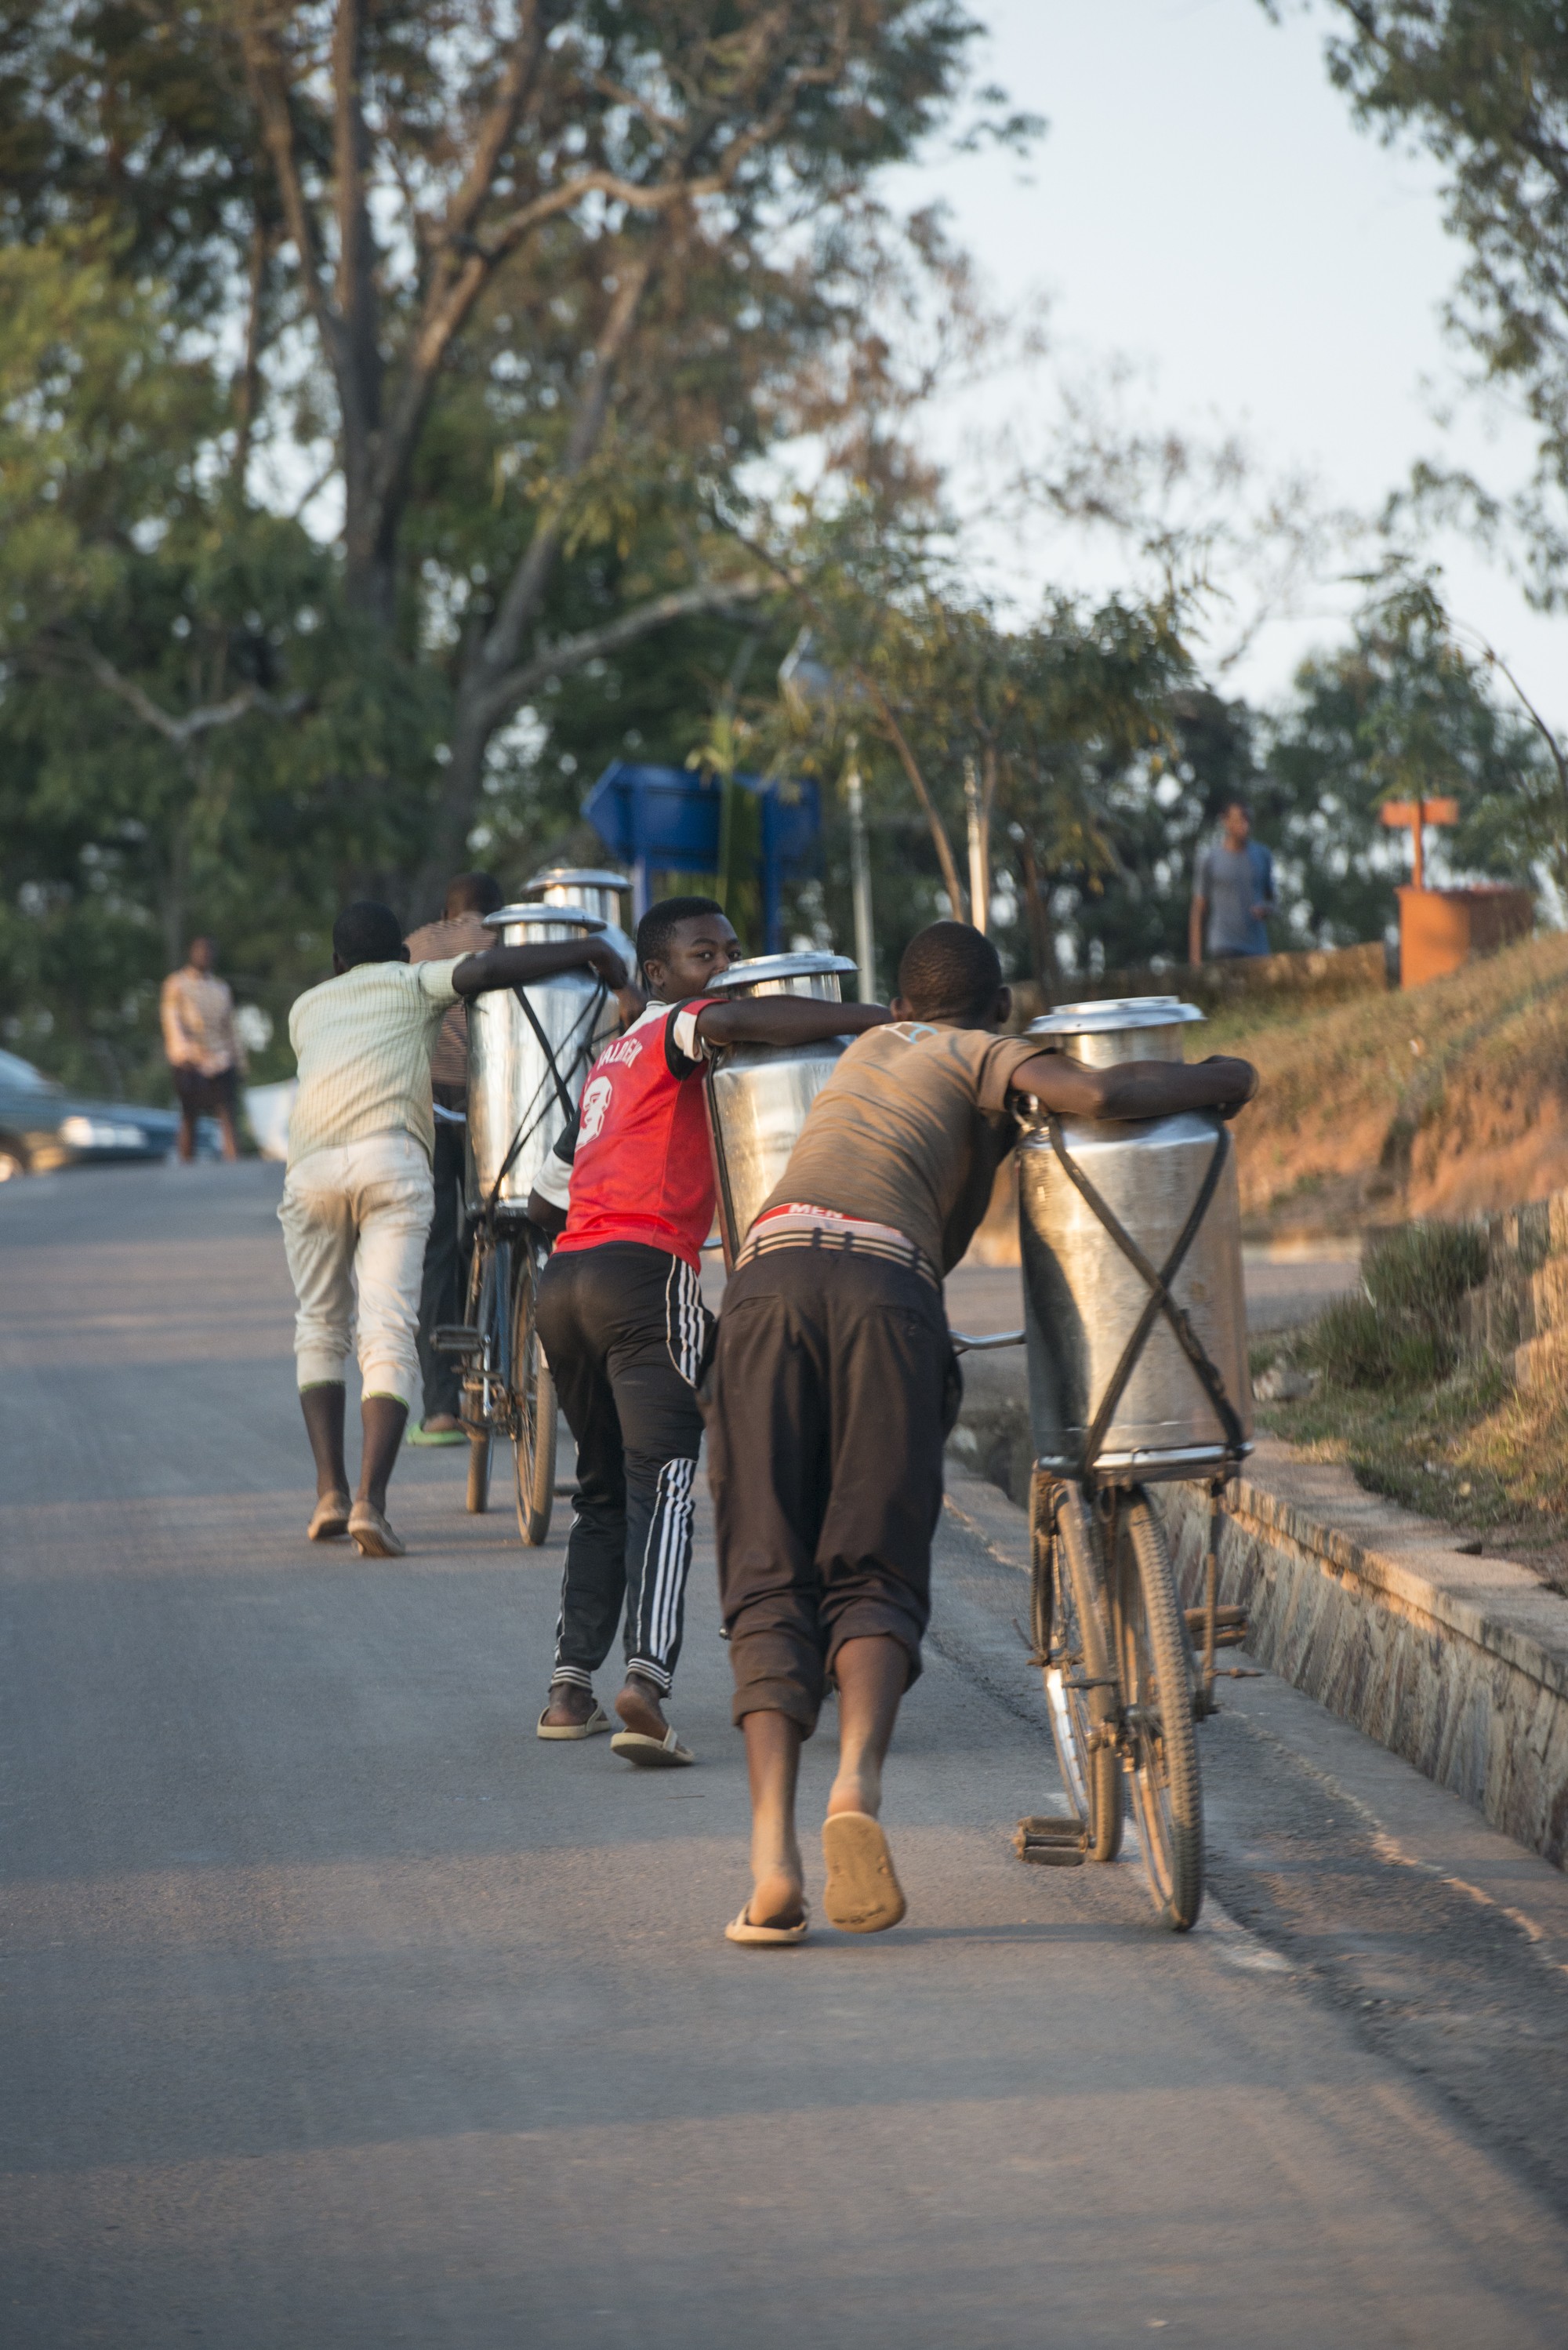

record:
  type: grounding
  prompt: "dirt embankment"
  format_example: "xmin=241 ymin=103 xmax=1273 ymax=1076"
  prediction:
xmin=1213 ymin=932 xmax=1568 ymax=1235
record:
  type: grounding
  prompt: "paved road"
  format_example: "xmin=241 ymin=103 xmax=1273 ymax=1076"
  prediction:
xmin=3 ymin=1165 xmax=1566 ymax=2347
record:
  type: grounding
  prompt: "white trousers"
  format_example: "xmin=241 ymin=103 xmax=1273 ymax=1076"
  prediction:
xmin=278 ymin=1131 xmax=434 ymax=1407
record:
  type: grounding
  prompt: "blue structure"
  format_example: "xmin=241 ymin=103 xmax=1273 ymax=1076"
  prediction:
xmin=584 ymin=761 xmax=821 ymax=953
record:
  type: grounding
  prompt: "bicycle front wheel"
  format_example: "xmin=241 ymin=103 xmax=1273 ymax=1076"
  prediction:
xmin=1108 ymin=1489 xmax=1203 ymax=1931
xmin=1035 ymin=1476 xmax=1123 ymax=1864
xmin=510 ymin=1241 xmax=557 ymax=1545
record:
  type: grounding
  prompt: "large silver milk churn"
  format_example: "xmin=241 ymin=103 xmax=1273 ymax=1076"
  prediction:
xmin=466 ymin=905 xmax=617 ymax=1216
xmin=702 ymin=950 xmax=858 ymax=1268
xmin=523 ymin=866 xmax=637 ymax=979
xmin=1018 ymin=997 xmax=1253 ymax=1480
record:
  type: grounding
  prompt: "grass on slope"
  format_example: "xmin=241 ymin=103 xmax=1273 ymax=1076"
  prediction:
xmin=1253 ymin=1222 xmax=1568 ymax=1588
xmin=1204 ymin=931 xmax=1568 ymax=1235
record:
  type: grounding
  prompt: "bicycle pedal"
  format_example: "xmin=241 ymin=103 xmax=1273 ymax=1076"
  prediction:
xmin=1013 ymin=1814 xmax=1087 ymax=1866
xmin=433 ymin=1325 xmax=483 ymax=1356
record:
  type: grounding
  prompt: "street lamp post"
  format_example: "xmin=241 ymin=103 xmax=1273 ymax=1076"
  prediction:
xmin=847 ymin=760 xmax=877 ymax=1000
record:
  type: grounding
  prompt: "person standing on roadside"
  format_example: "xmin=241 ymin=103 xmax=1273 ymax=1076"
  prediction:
xmin=161 ymin=937 xmax=245 ymax=1161
xmin=403 ymin=872 xmax=504 ymax=1447
xmin=1189 ymin=799 xmax=1277 ymax=964
xmin=279 ymin=899 xmax=626 ymax=1561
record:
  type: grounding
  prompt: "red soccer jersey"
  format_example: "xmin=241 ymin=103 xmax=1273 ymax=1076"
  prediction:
xmin=551 ymin=1000 xmax=717 ymax=1270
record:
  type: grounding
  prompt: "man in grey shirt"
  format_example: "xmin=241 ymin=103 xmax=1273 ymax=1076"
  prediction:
xmin=1189 ymin=799 xmax=1276 ymax=961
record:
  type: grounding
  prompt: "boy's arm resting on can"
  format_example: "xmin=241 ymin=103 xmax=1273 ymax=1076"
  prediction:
xmin=450 ymin=937 xmax=628 ymax=997
xmin=690 ymin=997 xmax=891 ymax=1049
xmin=1008 ymin=1050 xmax=1259 ymax=1122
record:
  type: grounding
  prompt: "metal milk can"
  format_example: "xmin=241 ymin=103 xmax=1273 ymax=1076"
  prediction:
xmin=1018 ymin=997 xmax=1253 ymax=1482
xmin=702 ymin=950 xmax=858 ymax=1267
xmin=523 ymin=865 xmax=637 ymax=979
xmin=466 ymin=905 xmax=617 ymax=1216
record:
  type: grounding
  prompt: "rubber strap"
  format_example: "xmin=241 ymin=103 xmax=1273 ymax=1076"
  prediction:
xmin=1044 ymin=1113 xmax=1246 ymax=1479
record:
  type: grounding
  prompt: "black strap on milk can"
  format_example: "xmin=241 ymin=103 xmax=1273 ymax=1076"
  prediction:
xmin=1044 ymin=1110 xmax=1247 ymax=1716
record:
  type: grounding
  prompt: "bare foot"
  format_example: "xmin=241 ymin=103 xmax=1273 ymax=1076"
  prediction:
xmin=826 ymin=1766 xmax=880 ymax=1821
xmin=615 ymin=1673 xmax=669 ymax=1741
xmin=747 ymin=1866 xmax=806 ymax=1932
xmin=542 ymin=1681 xmax=597 ymax=1730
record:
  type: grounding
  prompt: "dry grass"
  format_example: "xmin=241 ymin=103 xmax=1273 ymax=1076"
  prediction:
xmin=1207 ymin=932 xmax=1568 ymax=1235
xmin=1255 ymin=1217 xmax=1568 ymax=1582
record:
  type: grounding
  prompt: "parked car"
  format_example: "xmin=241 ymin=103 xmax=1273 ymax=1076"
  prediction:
xmin=0 ymin=1049 xmax=180 ymax=1179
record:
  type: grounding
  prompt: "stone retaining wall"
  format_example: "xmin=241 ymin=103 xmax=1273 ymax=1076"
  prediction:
xmin=1160 ymin=1473 xmax=1568 ymax=1869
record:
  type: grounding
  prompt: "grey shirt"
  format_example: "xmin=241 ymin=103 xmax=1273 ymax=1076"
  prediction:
xmin=759 ymin=1022 xmax=1043 ymax=1274
xmin=1194 ymin=840 xmax=1274 ymax=957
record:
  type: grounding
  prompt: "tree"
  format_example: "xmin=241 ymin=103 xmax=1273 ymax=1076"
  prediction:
xmin=1280 ymin=4 xmax=1568 ymax=610
xmin=756 ymin=500 xmax=1195 ymax=986
xmin=1265 ymin=573 xmax=1561 ymax=941
xmin=1 ymin=4 xmax=1025 ymax=1084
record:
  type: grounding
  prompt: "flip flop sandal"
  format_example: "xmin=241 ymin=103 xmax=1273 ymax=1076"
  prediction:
xmin=307 ymin=1492 xmax=351 ymax=1542
xmin=610 ymin=1726 xmax=695 ymax=1769
xmin=536 ymin=1703 xmax=612 ymax=1742
xmin=822 ymin=1812 xmax=906 ymax=1934
xmin=725 ymin=1905 xmax=810 ymax=1947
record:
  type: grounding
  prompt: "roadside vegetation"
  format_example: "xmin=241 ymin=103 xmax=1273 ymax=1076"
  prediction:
xmin=1206 ymin=932 xmax=1568 ymax=1235
xmin=1251 ymin=1221 xmax=1568 ymax=1578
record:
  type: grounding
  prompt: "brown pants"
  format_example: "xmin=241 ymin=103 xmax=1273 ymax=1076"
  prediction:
xmin=706 ymin=1243 xmax=960 ymax=1734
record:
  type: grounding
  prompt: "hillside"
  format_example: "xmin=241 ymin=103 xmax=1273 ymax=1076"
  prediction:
xmin=1208 ymin=932 xmax=1568 ymax=1236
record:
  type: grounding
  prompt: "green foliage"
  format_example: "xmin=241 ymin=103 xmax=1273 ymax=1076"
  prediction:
xmin=1266 ymin=572 xmax=1563 ymax=928
xmin=0 ymin=4 xmax=1011 ymax=1086
xmin=1299 ymin=1220 xmax=1488 ymax=1391
xmin=1296 ymin=5 xmax=1568 ymax=616
xmin=1363 ymin=1216 xmax=1490 ymax=1324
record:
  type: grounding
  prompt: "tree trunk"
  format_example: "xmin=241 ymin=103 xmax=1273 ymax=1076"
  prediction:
xmin=1014 ymin=829 xmax=1057 ymax=993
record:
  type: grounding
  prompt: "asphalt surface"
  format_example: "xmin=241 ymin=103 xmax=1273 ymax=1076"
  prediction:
xmin=3 ymin=1164 xmax=1566 ymax=2347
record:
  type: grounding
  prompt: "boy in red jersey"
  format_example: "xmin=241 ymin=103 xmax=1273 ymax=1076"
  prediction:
xmin=528 ymin=897 xmax=887 ymax=1766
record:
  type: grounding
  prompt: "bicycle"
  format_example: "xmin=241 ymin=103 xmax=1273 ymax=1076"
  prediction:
xmin=435 ymin=971 xmax=611 ymax=1546
xmin=1025 ymin=1471 xmax=1217 ymax=1927
xmin=448 ymin=1209 xmax=557 ymax=1542
xmin=1005 ymin=1104 xmax=1252 ymax=1933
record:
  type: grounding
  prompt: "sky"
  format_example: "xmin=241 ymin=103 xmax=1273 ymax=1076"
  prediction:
xmin=883 ymin=0 xmax=1565 ymax=724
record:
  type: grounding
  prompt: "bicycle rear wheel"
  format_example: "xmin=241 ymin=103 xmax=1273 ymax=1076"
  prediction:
xmin=510 ymin=1240 xmax=557 ymax=1545
xmin=463 ymin=1233 xmax=512 ymax=1516
xmin=1108 ymin=1489 xmax=1203 ymax=1930
xmin=1034 ymin=1476 xmax=1123 ymax=1864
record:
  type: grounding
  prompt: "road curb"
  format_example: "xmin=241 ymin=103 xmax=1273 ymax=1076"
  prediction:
xmin=943 ymin=1457 xmax=1568 ymax=1872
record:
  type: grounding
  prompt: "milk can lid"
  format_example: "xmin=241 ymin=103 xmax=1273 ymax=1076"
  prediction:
xmin=1028 ymin=994 xmax=1205 ymax=1034
xmin=707 ymin=951 xmax=858 ymax=991
xmin=523 ymin=867 xmax=630 ymax=894
xmin=484 ymin=904 xmax=606 ymax=932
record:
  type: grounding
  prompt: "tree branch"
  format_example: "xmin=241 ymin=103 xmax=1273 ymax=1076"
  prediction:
xmin=331 ymin=0 xmax=380 ymax=449
xmin=470 ymin=575 xmax=770 ymax=737
xmin=713 ymin=512 xmax=971 ymax=913
xmin=85 ymin=654 xmax=303 ymax=749
xmin=867 ymin=682 xmax=970 ymax=918
xmin=240 ymin=21 xmax=342 ymax=378
xmin=474 ymin=245 xmax=662 ymax=687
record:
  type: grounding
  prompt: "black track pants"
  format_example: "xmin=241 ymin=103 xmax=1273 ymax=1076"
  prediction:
xmin=415 ymin=1120 xmax=467 ymax=1421
xmin=535 ymin=1241 xmax=710 ymax=1695
xmin=706 ymin=1244 xmax=960 ymax=1735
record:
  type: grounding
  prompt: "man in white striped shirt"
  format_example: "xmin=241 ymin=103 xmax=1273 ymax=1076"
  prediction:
xmin=279 ymin=899 xmax=626 ymax=1558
